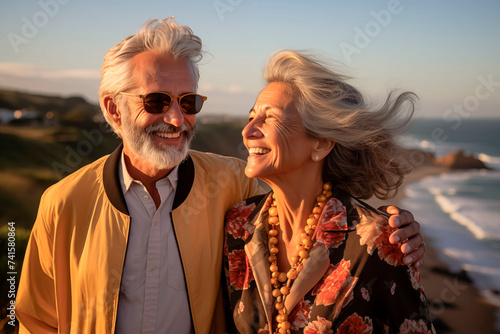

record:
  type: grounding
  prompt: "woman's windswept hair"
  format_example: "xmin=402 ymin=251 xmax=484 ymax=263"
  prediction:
xmin=98 ymin=17 xmax=203 ymax=135
xmin=264 ymin=50 xmax=416 ymax=199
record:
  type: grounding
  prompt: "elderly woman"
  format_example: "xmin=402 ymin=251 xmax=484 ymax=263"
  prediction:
xmin=224 ymin=51 xmax=434 ymax=333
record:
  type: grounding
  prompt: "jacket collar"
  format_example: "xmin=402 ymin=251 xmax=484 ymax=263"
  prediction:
xmin=102 ymin=144 xmax=195 ymax=215
xmin=103 ymin=144 xmax=128 ymax=215
xmin=172 ymin=152 xmax=194 ymax=210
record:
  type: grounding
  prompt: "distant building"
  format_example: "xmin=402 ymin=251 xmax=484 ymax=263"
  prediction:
xmin=0 ymin=108 xmax=50 ymax=126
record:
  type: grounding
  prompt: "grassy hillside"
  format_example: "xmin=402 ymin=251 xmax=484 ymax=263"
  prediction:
xmin=192 ymin=121 xmax=248 ymax=159
xmin=0 ymin=89 xmax=100 ymax=117
xmin=0 ymin=124 xmax=121 ymax=228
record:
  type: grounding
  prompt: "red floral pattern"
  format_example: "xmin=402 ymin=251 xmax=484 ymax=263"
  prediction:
xmin=336 ymin=313 xmax=373 ymax=334
xmin=361 ymin=287 xmax=370 ymax=302
xmin=228 ymin=249 xmax=254 ymax=290
xmin=303 ymin=316 xmax=334 ymax=334
xmin=410 ymin=265 xmax=423 ymax=291
xmin=399 ymin=319 xmax=436 ymax=334
xmin=355 ymin=208 xmax=382 ymax=255
xmin=289 ymin=299 xmax=312 ymax=331
xmin=316 ymin=198 xmax=348 ymax=248
xmin=225 ymin=202 xmax=257 ymax=239
xmin=316 ymin=230 xmax=346 ymax=249
xmin=319 ymin=198 xmax=348 ymax=231
xmin=391 ymin=282 xmax=397 ymax=295
xmin=312 ymin=260 xmax=356 ymax=306
xmin=238 ymin=301 xmax=245 ymax=313
xmin=374 ymin=224 xmax=403 ymax=266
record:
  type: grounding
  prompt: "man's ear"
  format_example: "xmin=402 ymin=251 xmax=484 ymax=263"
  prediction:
xmin=103 ymin=95 xmax=122 ymax=128
xmin=311 ymin=138 xmax=335 ymax=162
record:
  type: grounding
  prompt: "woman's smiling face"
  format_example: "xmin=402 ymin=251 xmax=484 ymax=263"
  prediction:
xmin=242 ymin=82 xmax=318 ymax=182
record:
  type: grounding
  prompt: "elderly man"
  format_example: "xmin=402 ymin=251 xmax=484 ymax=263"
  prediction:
xmin=16 ymin=17 xmax=424 ymax=334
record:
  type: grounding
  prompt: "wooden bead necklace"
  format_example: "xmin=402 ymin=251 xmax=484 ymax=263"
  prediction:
xmin=267 ymin=182 xmax=333 ymax=334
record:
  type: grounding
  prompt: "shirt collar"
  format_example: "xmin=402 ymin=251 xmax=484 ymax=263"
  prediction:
xmin=119 ymin=151 xmax=179 ymax=194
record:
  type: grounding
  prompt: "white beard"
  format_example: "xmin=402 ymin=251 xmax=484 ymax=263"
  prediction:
xmin=121 ymin=119 xmax=195 ymax=171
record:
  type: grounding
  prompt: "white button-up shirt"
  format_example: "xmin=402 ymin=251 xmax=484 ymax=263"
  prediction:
xmin=115 ymin=153 xmax=193 ymax=334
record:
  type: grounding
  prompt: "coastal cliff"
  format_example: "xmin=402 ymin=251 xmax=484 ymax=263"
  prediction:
xmin=434 ymin=149 xmax=491 ymax=170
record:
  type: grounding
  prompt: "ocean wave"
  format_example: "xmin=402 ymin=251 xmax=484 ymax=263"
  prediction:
xmin=405 ymin=168 xmax=500 ymax=241
xmin=430 ymin=169 xmax=500 ymax=183
xmin=463 ymin=263 xmax=500 ymax=277
xmin=438 ymin=172 xmax=472 ymax=182
xmin=479 ymin=153 xmax=500 ymax=163
xmin=401 ymin=182 xmax=500 ymax=323
xmin=428 ymin=187 xmax=500 ymax=240
xmin=480 ymin=290 xmax=500 ymax=308
xmin=404 ymin=187 xmax=418 ymax=198
xmin=479 ymin=153 xmax=500 ymax=170
xmin=442 ymin=247 xmax=477 ymax=261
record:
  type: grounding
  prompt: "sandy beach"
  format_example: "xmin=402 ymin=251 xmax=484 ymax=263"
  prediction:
xmin=369 ymin=164 xmax=500 ymax=334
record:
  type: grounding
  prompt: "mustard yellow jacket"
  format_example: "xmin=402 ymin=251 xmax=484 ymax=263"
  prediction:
xmin=16 ymin=146 xmax=262 ymax=334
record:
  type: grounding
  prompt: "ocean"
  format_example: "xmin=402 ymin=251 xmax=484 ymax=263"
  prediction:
xmin=399 ymin=118 xmax=500 ymax=328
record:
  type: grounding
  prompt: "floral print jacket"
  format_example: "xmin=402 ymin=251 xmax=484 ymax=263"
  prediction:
xmin=223 ymin=188 xmax=435 ymax=334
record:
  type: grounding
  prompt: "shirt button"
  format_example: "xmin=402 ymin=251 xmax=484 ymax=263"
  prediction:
xmin=149 ymin=267 xmax=156 ymax=273
xmin=143 ymin=195 xmax=149 ymax=200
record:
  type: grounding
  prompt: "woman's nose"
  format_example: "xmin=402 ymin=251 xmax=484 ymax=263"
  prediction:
xmin=242 ymin=119 xmax=263 ymax=139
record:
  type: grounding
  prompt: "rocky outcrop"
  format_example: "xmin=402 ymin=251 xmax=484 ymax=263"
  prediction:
xmin=434 ymin=150 xmax=491 ymax=170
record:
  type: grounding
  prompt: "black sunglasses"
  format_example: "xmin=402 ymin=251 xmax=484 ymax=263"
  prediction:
xmin=119 ymin=91 xmax=207 ymax=115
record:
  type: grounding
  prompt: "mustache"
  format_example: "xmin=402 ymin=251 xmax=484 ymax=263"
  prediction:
xmin=145 ymin=122 xmax=194 ymax=134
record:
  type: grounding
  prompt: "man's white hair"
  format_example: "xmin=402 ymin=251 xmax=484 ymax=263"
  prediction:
xmin=98 ymin=17 xmax=203 ymax=136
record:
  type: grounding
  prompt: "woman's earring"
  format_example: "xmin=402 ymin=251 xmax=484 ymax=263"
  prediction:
xmin=313 ymin=154 xmax=319 ymax=161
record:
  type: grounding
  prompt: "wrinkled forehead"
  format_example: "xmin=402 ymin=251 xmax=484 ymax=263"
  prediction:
xmin=130 ymin=51 xmax=196 ymax=89
xmin=251 ymin=82 xmax=299 ymax=117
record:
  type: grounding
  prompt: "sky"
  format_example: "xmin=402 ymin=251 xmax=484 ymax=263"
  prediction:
xmin=1 ymin=0 xmax=499 ymax=119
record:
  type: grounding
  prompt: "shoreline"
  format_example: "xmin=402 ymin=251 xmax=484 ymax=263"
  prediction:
xmin=369 ymin=164 xmax=500 ymax=333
